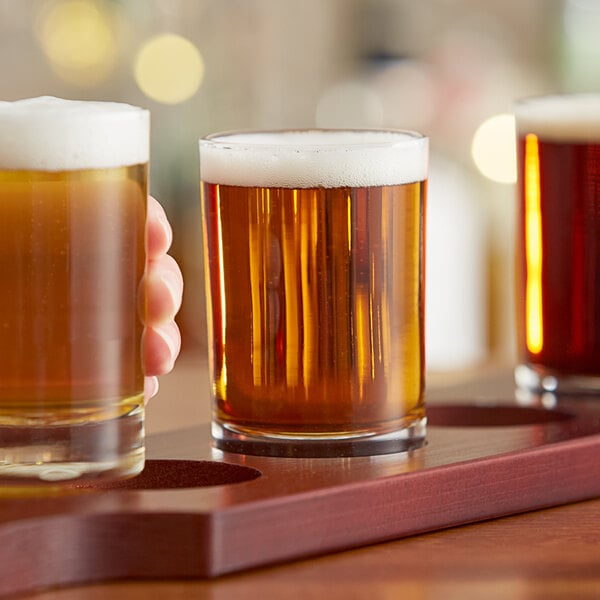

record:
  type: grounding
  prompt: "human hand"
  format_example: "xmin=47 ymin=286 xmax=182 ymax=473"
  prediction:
xmin=142 ymin=196 xmax=183 ymax=402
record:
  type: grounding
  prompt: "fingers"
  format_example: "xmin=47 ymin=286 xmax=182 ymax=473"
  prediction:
xmin=143 ymin=321 xmax=182 ymax=377
xmin=144 ymin=253 xmax=184 ymax=325
xmin=142 ymin=195 xmax=184 ymax=403
xmin=146 ymin=195 xmax=173 ymax=259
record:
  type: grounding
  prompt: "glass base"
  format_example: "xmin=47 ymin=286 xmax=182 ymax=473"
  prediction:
xmin=0 ymin=402 xmax=145 ymax=486
xmin=515 ymin=363 xmax=600 ymax=395
xmin=212 ymin=418 xmax=427 ymax=458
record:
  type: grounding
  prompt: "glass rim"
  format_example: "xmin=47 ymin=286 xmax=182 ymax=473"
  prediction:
xmin=200 ymin=128 xmax=427 ymax=152
xmin=199 ymin=128 xmax=428 ymax=188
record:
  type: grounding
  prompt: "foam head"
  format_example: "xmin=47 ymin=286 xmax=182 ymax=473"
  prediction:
xmin=0 ymin=96 xmax=149 ymax=171
xmin=515 ymin=93 xmax=600 ymax=143
xmin=199 ymin=129 xmax=428 ymax=188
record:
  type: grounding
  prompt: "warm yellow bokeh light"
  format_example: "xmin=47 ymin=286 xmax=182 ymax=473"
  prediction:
xmin=37 ymin=0 xmax=117 ymax=87
xmin=134 ymin=34 xmax=204 ymax=105
xmin=471 ymin=113 xmax=517 ymax=184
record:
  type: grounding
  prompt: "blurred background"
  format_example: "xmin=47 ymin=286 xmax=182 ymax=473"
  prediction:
xmin=1 ymin=0 xmax=597 ymax=374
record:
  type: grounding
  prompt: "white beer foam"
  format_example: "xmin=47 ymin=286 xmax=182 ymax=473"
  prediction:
xmin=515 ymin=94 xmax=600 ymax=142
xmin=0 ymin=96 xmax=149 ymax=171
xmin=200 ymin=130 xmax=428 ymax=188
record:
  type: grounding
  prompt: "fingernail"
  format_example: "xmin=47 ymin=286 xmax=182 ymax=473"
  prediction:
xmin=160 ymin=270 xmax=183 ymax=314
xmin=157 ymin=208 xmax=173 ymax=248
xmin=144 ymin=376 xmax=159 ymax=403
xmin=157 ymin=324 xmax=179 ymax=369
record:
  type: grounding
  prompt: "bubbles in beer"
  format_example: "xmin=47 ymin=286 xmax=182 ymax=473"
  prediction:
xmin=0 ymin=96 xmax=149 ymax=171
xmin=200 ymin=130 xmax=428 ymax=189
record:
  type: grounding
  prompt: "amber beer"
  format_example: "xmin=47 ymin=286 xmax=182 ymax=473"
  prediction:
xmin=0 ymin=97 xmax=148 ymax=482
xmin=200 ymin=130 xmax=428 ymax=456
xmin=515 ymin=94 xmax=600 ymax=393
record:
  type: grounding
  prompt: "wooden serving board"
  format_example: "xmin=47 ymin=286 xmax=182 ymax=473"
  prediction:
xmin=1 ymin=393 xmax=599 ymax=597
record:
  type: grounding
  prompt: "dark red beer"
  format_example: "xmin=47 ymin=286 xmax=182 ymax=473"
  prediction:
xmin=516 ymin=133 xmax=600 ymax=377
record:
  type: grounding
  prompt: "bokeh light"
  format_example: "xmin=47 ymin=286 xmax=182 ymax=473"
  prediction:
xmin=134 ymin=33 xmax=204 ymax=105
xmin=471 ymin=113 xmax=517 ymax=184
xmin=36 ymin=0 xmax=117 ymax=87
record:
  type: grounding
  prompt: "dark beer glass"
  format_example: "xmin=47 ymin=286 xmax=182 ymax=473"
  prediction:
xmin=200 ymin=130 xmax=428 ymax=456
xmin=0 ymin=97 xmax=148 ymax=483
xmin=514 ymin=94 xmax=600 ymax=394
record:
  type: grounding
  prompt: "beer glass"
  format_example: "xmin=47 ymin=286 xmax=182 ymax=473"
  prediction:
xmin=514 ymin=94 xmax=600 ymax=394
xmin=200 ymin=129 xmax=428 ymax=456
xmin=0 ymin=97 xmax=149 ymax=483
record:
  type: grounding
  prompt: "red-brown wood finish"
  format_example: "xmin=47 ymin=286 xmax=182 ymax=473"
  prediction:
xmin=0 ymin=368 xmax=599 ymax=597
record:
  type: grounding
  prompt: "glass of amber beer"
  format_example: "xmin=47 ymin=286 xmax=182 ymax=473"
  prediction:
xmin=514 ymin=94 xmax=600 ymax=394
xmin=200 ymin=129 xmax=428 ymax=456
xmin=0 ymin=97 xmax=148 ymax=483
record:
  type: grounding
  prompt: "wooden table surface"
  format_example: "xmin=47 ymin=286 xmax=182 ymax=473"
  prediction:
xmin=20 ymin=354 xmax=600 ymax=600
